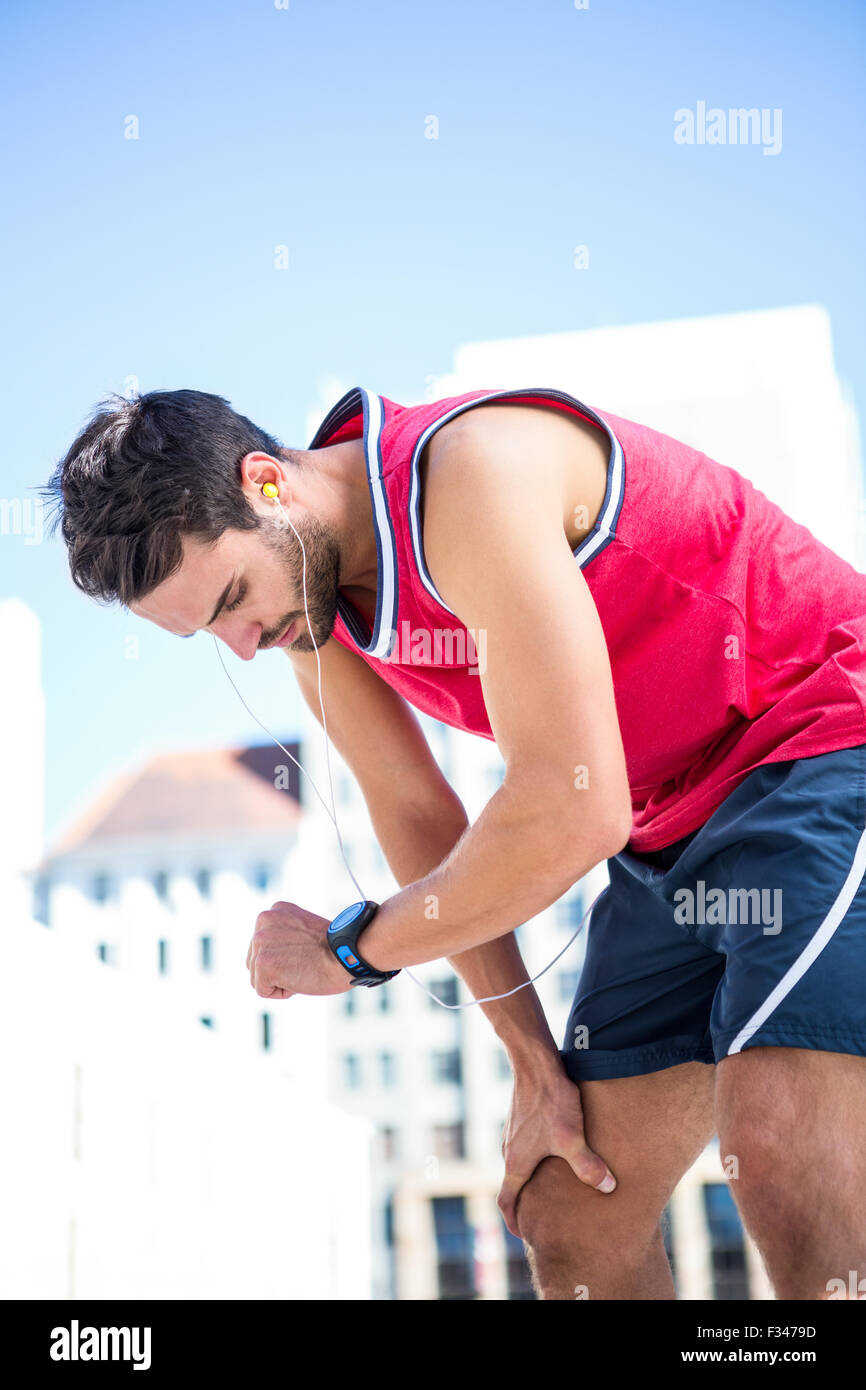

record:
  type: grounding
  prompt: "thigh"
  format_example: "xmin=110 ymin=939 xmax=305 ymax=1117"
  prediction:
xmin=516 ymin=1059 xmax=716 ymax=1241
xmin=561 ymin=856 xmax=724 ymax=1082
xmin=716 ymin=1045 xmax=866 ymax=1209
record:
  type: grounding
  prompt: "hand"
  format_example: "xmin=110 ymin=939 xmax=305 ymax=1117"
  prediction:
xmin=246 ymin=901 xmax=354 ymax=999
xmin=497 ymin=1059 xmax=617 ymax=1237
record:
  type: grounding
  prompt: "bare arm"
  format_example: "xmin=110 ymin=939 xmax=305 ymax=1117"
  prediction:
xmin=350 ymin=411 xmax=633 ymax=973
xmin=286 ymin=567 xmax=619 ymax=1224
xmin=281 ymin=398 xmax=634 ymax=1220
xmin=287 ymin=636 xmax=562 ymax=1070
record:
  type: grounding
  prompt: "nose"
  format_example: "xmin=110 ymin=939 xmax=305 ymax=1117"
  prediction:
xmin=207 ymin=617 xmax=262 ymax=662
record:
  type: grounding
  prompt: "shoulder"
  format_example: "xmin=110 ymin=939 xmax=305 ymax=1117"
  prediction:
xmin=417 ymin=405 xmax=580 ymax=618
xmin=422 ymin=400 xmax=609 ymax=505
xmin=421 ymin=402 xmax=580 ymax=511
xmin=424 ymin=400 xmax=582 ymax=467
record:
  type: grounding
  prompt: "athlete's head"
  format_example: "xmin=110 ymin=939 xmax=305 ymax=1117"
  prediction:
xmin=43 ymin=389 xmax=342 ymax=657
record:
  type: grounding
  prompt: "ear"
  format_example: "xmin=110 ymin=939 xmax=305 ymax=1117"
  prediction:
xmin=240 ymin=450 xmax=289 ymax=499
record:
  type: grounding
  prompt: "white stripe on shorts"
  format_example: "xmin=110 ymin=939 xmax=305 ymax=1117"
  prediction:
xmin=726 ymin=821 xmax=866 ymax=1055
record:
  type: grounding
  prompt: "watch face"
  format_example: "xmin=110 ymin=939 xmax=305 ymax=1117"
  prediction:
xmin=328 ymin=901 xmax=366 ymax=934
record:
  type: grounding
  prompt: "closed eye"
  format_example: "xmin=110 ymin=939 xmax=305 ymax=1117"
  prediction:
xmin=224 ymin=583 xmax=247 ymax=613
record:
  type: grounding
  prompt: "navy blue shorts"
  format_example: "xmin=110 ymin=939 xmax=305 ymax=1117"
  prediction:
xmin=560 ymin=743 xmax=866 ymax=1081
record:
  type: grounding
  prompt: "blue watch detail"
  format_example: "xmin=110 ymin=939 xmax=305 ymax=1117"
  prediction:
xmin=328 ymin=901 xmax=368 ymax=935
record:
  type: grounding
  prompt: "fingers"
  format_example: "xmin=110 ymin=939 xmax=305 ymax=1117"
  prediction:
xmin=249 ymin=948 xmax=292 ymax=999
xmin=563 ymin=1141 xmax=617 ymax=1194
xmin=247 ymin=916 xmax=273 ymax=989
xmin=246 ymin=906 xmax=289 ymax=984
xmin=497 ymin=1140 xmax=617 ymax=1240
xmin=246 ymin=935 xmax=272 ymax=997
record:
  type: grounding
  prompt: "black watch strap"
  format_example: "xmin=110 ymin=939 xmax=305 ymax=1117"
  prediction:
xmin=326 ymin=900 xmax=400 ymax=988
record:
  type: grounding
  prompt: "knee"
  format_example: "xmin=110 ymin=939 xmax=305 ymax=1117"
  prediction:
xmin=515 ymin=1154 xmax=659 ymax=1263
xmin=515 ymin=1156 xmax=670 ymax=1300
xmin=717 ymin=1116 xmax=810 ymax=1231
xmin=516 ymin=1157 xmax=574 ymax=1257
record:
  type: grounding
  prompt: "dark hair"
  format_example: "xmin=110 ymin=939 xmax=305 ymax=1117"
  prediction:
xmin=42 ymin=388 xmax=293 ymax=606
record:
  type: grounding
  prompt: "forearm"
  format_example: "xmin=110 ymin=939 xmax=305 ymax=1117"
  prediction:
xmin=446 ymin=933 xmax=562 ymax=1073
xmin=366 ymin=788 xmax=561 ymax=1070
xmin=360 ymin=774 xmax=616 ymax=972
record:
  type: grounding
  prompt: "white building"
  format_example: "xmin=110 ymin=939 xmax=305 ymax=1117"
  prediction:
xmin=4 ymin=601 xmax=372 ymax=1301
xmin=37 ymin=740 xmax=330 ymax=1091
xmin=0 ymin=909 xmax=372 ymax=1299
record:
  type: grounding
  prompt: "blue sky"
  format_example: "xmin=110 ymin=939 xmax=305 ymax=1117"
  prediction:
xmin=1 ymin=0 xmax=863 ymax=846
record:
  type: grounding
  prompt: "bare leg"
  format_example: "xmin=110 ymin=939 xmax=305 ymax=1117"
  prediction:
xmin=516 ymin=1060 xmax=716 ymax=1300
xmin=715 ymin=1046 xmax=866 ymax=1299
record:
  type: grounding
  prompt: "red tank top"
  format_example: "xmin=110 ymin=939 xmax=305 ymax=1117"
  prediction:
xmin=309 ymin=386 xmax=866 ymax=851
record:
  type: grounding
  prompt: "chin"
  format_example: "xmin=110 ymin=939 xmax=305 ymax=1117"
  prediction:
xmin=292 ymin=604 xmax=338 ymax=652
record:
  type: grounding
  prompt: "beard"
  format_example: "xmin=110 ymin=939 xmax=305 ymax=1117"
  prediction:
xmin=258 ymin=511 xmax=342 ymax=653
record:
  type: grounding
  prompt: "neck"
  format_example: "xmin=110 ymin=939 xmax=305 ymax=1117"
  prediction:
xmin=292 ymin=438 xmax=378 ymax=592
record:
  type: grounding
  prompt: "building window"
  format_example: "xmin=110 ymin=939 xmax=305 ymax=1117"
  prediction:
xmin=380 ymin=1052 xmax=397 ymax=1087
xmin=250 ymin=863 xmax=271 ymax=892
xmin=344 ymin=1054 xmax=361 ymax=1089
xmin=432 ymin=1196 xmax=476 ymax=1300
xmin=557 ymin=895 xmax=585 ymax=930
xmin=91 ymin=874 xmax=111 ymax=903
xmin=157 ymin=938 xmax=169 ymax=974
xmin=428 ymin=977 xmax=459 ymax=1009
xmin=372 ymin=844 xmax=388 ymax=874
xmin=558 ymin=968 xmax=582 ymax=1003
xmin=495 ymin=1049 xmax=512 ymax=1081
xmin=431 ymin=1122 xmax=465 ymax=1159
xmin=261 ymin=1012 xmax=272 ymax=1051
xmin=153 ymin=870 xmax=169 ymax=902
xmin=432 ymin=1050 xmax=462 ymax=1085
xmin=502 ymin=1218 xmax=535 ymax=1300
xmin=702 ymin=1182 xmax=750 ymax=1300
xmin=195 ymin=867 xmax=212 ymax=899
xmin=383 ymin=1197 xmax=395 ymax=1246
xmin=96 ymin=942 xmax=109 ymax=963
xmin=200 ymin=935 xmax=213 ymax=971
xmin=33 ymin=875 xmax=51 ymax=927
xmin=377 ymin=985 xmax=392 ymax=1012
xmin=200 ymin=1016 xmax=214 ymax=1029
xmin=343 ymin=989 xmax=357 ymax=1015
xmin=378 ymin=1127 xmax=398 ymax=1162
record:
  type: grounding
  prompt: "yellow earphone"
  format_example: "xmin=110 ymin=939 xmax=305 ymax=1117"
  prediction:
xmin=261 ymin=481 xmax=279 ymax=499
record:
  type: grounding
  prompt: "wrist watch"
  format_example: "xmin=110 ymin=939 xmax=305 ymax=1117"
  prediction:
xmin=326 ymin=900 xmax=400 ymax=988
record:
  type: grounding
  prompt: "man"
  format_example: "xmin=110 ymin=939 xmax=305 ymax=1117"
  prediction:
xmin=46 ymin=383 xmax=866 ymax=1300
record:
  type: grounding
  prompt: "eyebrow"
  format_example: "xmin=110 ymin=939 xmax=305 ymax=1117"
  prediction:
xmin=179 ymin=575 xmax=236 ymax=638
